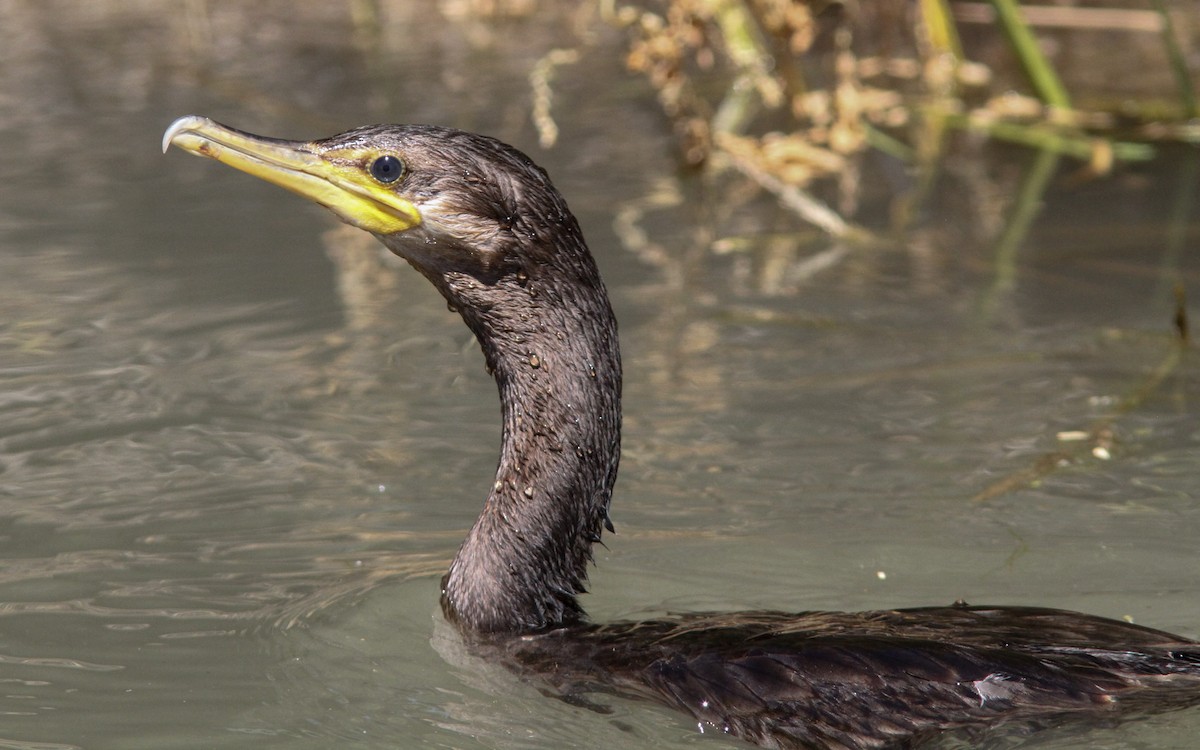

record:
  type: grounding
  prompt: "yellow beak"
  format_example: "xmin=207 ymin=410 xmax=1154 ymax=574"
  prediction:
xmin=162 ymin=115 xmax=421 ymax=234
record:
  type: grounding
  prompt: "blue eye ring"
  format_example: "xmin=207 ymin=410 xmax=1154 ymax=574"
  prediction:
xmin=370 ymin=154 xmax=404 ymax=184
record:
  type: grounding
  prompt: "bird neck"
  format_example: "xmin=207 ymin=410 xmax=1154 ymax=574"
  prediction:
xmin=432 ymin=250 xmax=622 ymax=633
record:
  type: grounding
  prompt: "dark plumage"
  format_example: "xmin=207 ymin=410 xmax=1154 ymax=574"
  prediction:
xmin=499 ymin=606 xmax=1200 ymax=748
xmin=164 ymin=116 xmax=1200 ymax=749
xmin=326 ymin=126 xmax=623 ymax=632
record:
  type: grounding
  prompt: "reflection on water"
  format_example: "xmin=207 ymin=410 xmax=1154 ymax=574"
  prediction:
xmin=1 ymin=2 xmax=1198 ymax=748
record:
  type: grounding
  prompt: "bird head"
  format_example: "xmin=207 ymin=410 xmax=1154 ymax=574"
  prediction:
xmin=163 ymin=116 xmax=579 ymax=282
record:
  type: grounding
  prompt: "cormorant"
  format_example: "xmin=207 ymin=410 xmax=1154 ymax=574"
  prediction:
xmin=163 ymin=115 xmax=1200 ymax=749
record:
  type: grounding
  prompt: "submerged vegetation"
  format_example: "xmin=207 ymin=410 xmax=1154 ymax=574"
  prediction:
xmin=595 ymin=1 xmax=1198 ymax=231
xmin=582 ymin=0 xmax=1197 ymax=498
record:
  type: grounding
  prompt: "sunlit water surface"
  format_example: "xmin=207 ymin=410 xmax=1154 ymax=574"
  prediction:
xmin=1 ymin=4 xmax=1198 ymax=749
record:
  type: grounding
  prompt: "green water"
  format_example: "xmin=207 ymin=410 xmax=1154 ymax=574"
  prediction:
xmin=1 ymin=3 xmax=1198 ymax=748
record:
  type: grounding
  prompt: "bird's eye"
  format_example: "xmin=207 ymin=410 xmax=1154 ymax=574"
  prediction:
xmin=369 ymin=155 xmax=404 ymax=184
